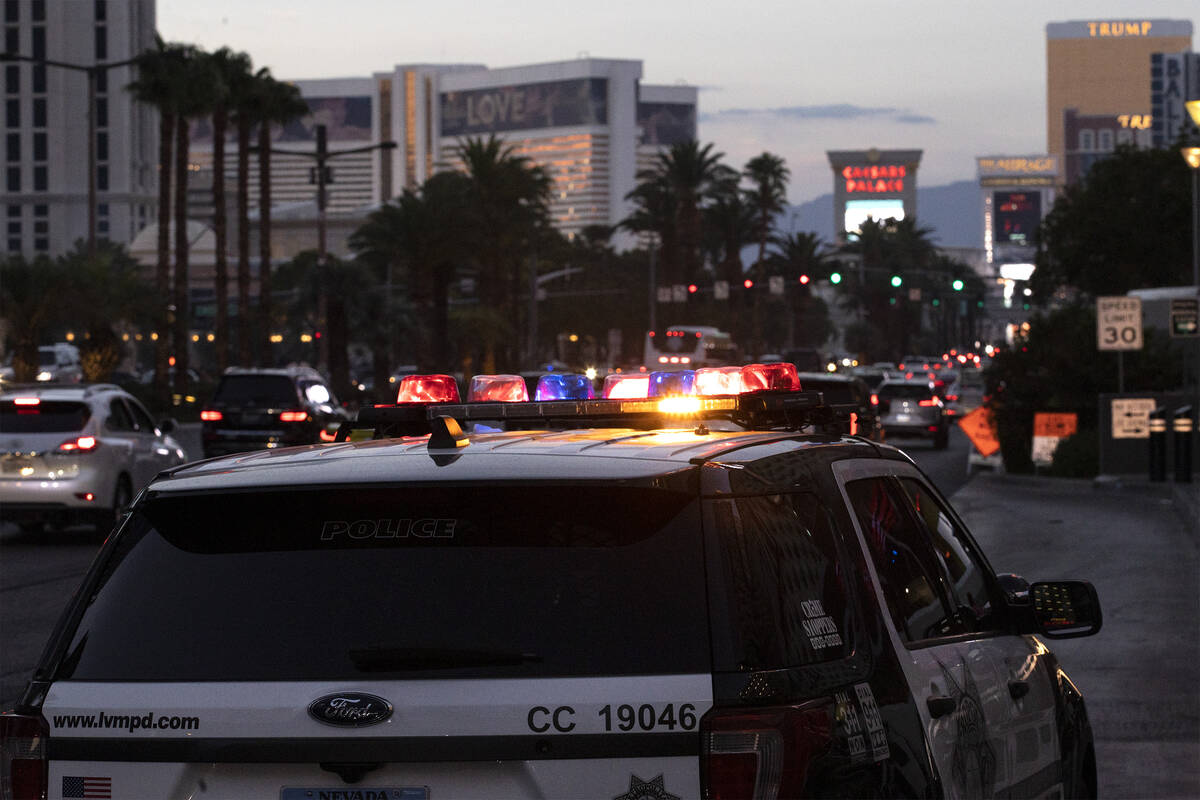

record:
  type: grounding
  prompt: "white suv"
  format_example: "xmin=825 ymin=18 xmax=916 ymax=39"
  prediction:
xmin=0 ymin=384 xmax=188 ymax=533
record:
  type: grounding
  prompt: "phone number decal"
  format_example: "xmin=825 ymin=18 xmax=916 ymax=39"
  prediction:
xmin=527 ymin=703 xmax=698 ymax=733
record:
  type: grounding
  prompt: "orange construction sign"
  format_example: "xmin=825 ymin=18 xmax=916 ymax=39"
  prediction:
xmin=958 ymin=407 xmax=1001 ymax=457
xmin=1034 ymin=412 xmax=1078 ymax=438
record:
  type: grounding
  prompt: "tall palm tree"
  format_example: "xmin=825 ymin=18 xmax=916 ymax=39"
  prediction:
xmin=127 ymin=36 xmax=190 ymax=406
xmin=205 ymin=48 xmax=252 ymax=374
xmin=701 ymin=168 xmax=754 ymax=337
xmin=169 ymin=48 xmax=220 ymax=402
xmin=254 ymin=73 xmax=308 ymax=365
xmin=453 ymin=135 xmax=551 ymax=371
xmin=621 ymin=169 xmax=678 ymax=296
xmin=743 ymin=152 xmax=790 ymax=270
xmin=654 ymin=140 xmax=726 ymax=286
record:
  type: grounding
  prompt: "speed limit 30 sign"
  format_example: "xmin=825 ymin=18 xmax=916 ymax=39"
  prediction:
xmin=1097 ymin=296 xmax=1143 ymax=351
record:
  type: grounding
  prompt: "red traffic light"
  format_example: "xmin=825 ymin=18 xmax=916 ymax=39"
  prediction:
xmin=743 ymin=279 xmax=754 ymax=289
xmin=799 ymin=274 xmax=810 ymax=284
xmin=687 ymin=284 xmax=698 ymax=294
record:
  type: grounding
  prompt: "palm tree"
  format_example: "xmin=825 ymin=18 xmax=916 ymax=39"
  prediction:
xmin=127 ymin=36 xmax=191 ymax=406
xmin=773 ymin=231 xmax=835 ymax=349
xmin=701 ymin=168 xmax=754 ymax=337
xmin=254 ymin=73 xmax=308 ymax=365
xmin=169 ymin=47 xmax=220 ymax=402
xmin=743 ymin=152 xmax=790 ymax=270
xmin=654 ymin=140 xmax=726 ymax=286
xmin=453 ymin=135 xmax=551 ymax=371
xmin=205 ymin=48 xmax=252 ymax=373
xmin=231 ymin=67 xmax=269 ymax=367
xmin=621 ymin=169 xmax=678 ymax=305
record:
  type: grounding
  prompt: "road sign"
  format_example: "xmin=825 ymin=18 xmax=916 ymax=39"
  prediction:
xmin=1032 ymin=412 xmax=1077 ymax=465
xmin=958 ymin=406 xmax=1001 ymax=457
xmin=713 ymin=280 xmax=729 ymax=300
xmin=1170 ymin=297 xmax=1199 ymax=338
xmin=1097 ymin=296 xmax=1143 ymax=350
xmin=1111 ymin=398 xmax=1157 ymax=439
xmin=769 ymin=275 xmax=785 ymax=296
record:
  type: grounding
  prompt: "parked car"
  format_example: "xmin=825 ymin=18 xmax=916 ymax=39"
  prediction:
xmin=878 ymin=376 xmax=951 ymax=448
xmin=1 ymin=364 xmax=1101 ymax=799
xmin=0 ymin=383 xmax=187 ymax=533
xmin=200 ymin=366 xmax=349 ymax=458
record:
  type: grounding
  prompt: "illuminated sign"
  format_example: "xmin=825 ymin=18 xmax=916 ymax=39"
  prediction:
xmin=977 ymin=157 xmax=1058 ymax=176
xmin=441 ymin=78 xmax=607 ymax=136
xmin=842 ymin=165 xmax=906 ymax=194
xmin=981 ymin=176 xmax=1055 ymax=187
xmin=1117 ymin=114 xmax=1152 ymax=129
xmin=993 ymin=192 xmax=1041 ymax=245
xmin=1086 ymin=20 xmax=1153 ymax=37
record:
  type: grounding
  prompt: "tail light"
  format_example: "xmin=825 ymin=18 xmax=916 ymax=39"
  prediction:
xmin=945 ymin=394 xmax=959 ymax=402
xmin=870 ymin=393 xmax=879 ymax=406
xmin=57 ymin=435 xmax=98 ymax=452
xmin=279 ymin=410 xmax=308 ymax=422
xmin=918 ymin=399 xmax=941 ymax=407
xmin=200 ymin=409 xmax=223 ymax=421
xmin=1 ymin=711 xmax=49 ymax=800
xmin=701 ymin=703 xmax=832 ymax=799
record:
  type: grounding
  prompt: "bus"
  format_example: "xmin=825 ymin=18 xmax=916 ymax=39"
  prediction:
xmin=643 ymin=326 xmax=739 ymax=371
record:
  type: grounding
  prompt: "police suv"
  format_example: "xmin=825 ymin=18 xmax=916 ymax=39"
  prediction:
xmin=1 ymin=364 xmax=1101 ymax=800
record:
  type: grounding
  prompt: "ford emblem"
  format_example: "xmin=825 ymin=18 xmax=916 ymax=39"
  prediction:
xmin=308 ymin=692 xmax=394 ymax=727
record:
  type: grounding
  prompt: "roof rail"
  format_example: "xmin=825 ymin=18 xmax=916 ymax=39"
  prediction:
xmin=83 ymin=383 xmax=123 ymax=396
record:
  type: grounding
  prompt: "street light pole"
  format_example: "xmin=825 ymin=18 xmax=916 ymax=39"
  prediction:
xmin=0 ymin=52 xmax=135 ymax=260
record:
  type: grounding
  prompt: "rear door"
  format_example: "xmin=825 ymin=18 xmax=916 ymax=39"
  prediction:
xmin=40 ymin=482 xmax=713 ymax=799
xmin=0 ymin=398 xmax=92 ymax=479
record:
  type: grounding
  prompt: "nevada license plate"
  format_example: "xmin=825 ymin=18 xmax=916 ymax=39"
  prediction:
xmin=281 ymin=789 xmax=428 ymax=800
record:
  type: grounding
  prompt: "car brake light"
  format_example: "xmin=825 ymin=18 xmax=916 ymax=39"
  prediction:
xmin=319 ymin=428 xmax=338 ymax=442
xmin=918 ymin=399 xmax=941 ymax=407
xmin=701 ymin=703 xmax=832 ymax=799
xmin=279 ymin=410 xmax=308 ymax=422
xmin=200 ymin=409 xmax=223 ymax=421
xmin=946 ymin=394 xmax=958 ymax=402
xmin=870 ymin=393 xmax=879 ymax=406
xmin=57 ymin=435 xmax=98 ymax=452
xmin=12 ymin=397 xmax=40 ymax=406
xmin=396 ymin=374 xmax=460 ymax=403
xmin=0 ymin=711 xmax=49 ymax=800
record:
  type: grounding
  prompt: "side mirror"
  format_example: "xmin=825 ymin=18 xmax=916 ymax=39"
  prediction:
xmin=995 ymin=572 xmax=1031 ymax=606
xmin=1031 ymin=580 xmax=1102 ymax=639
xmin=157 ymin=418 xmax=178 ymax=434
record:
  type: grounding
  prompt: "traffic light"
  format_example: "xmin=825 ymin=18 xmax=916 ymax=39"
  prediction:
xmin=932 ymin=298 xmax=941 ymax=307
xmin=799 ymin=274 xmax=810 ymax=285
xmin=829 ymin=271 xmax=843 ymax=284
xmin=687 ymin=284 xmax=698 ymax=294
xmin=890 ymin=275 xmax=902 ymax=288
xmin=952 ymin=279 xmax=965 ymax=292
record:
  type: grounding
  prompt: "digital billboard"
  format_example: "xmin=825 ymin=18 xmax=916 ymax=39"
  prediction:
xmin=441 ymin=78 xmax=608 ymax=136
xmin=993 ymin=191 xmax=1041 ymax=245
xmin=637 ymin=102 xmax=696 ymax=145
xmin=844 ymin=199 xmax=904 ymax=235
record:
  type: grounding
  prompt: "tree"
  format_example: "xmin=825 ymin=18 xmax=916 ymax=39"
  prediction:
xmin=1034 ymin=145 xmax=1192 ymax=301
xmin=772 ymin=232 xmax=835 ymax=350
xmin=453 ymin=135 xmax=551 ymax=372
xmin=127 ymin=36 xmax=191 ymax=406
xmin=205 ymin=47 xmax=253 ymax=373
xmin=0 ymin=254 xmax=70 ymax=381
xmin=653 ymin=140 xmax=726 ymax=287
xmin=254 ymin=73 xmax=309 ymax=365
xmin=702 ymin=168 xmax=754 ymax=338
xmin=743 ymin=152 xmax=790 ymax=270
xmin=231 ymin=67 xmax=269 ymax=366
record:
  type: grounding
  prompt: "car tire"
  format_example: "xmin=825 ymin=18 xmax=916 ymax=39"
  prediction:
xmin=97 ymin=475 xmax=133 ymax=534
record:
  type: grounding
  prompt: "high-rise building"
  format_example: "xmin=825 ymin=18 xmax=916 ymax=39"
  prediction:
xmin=1046 ymin=19 xmax=1192 ymax=176
xmin=188 ymin=57 xmax=697 ymax=255
xmin=2 ymin=0 xmax=157 ymax=257
xmin=1150 ymin=50 xmax=1200 ymax=147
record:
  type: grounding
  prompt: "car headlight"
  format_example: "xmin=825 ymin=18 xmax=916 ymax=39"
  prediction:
xmin=36 ymin=371 xmax=52 ymax=381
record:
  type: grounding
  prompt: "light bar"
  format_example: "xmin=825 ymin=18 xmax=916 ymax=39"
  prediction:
xmin=469 ymin=374 xmax=529 ymax=403
xmin=396 ymin=374 xmax=460 ymax=404
xmin=535 ymin=373 xmax=594 ymax=401
xmin=740 ymin=362 xmax=802 ymax=392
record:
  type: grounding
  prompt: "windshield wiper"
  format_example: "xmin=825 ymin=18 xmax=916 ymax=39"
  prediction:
xmin=348 ymin=646 xmax=543 ymax=672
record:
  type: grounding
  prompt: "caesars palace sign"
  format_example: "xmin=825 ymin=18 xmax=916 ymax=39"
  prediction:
xmin=842 ymin=164 xmax=907 ymax=194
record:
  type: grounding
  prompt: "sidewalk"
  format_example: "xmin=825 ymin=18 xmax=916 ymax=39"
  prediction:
xmin=952 ymin=473 xmax=1200 ymax=800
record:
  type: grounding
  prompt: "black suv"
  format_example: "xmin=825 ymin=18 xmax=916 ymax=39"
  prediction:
xmin=200 ymin=366 xmax=348 ymax=458
xmin=2 ymin=366 xmax=1100 ymax=799
xmin=796 ymin=370 xmax=883 ymax=440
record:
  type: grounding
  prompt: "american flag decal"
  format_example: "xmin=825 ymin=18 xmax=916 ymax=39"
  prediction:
xmin=62 ymin=775 xmax=112 ymax=798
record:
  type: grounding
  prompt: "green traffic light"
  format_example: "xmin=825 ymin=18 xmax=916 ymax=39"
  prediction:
xmin=830 ymin=272 xmax=843 ymax=285
xmin=890 ymin=275 xmax=902 ymax=288
xmin=932 ymin=298 xmax=940 ymax=307
xmin=952 ymin=279 xmax=964 ymax=291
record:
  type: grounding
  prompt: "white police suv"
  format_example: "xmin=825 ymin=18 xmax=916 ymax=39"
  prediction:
xmin=1 ymin=364 xmax=1101 ymax=799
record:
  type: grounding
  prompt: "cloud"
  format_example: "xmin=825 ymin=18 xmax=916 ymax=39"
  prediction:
xmin=700 ymin=104 xmax=937 ymax=125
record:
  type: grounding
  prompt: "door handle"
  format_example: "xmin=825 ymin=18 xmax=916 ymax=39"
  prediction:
xmin=1008 ymin=680 xmax=1030 ymax=701
xmin=927 ymin=695 xmax=956 ymax=718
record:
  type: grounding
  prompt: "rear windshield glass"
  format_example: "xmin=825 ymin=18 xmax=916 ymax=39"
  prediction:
xmin=59 ymin=485 xmax=708 ymax=681
xmin=879 ymin=383 xmax=932 ymax=400
xmin=0 ymin=400 xmax=90 ymax=433
xmin=213 ymin=375 xmax=299 ymax=405
xmin=804 ymin=381 xmax=857 ymax=405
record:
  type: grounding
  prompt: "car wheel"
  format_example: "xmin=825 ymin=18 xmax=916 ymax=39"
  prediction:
xmin=98 ymin=475 xmax=133 ymax=534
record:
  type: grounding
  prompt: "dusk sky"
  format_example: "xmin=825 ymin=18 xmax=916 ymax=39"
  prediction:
xmin=159 ymin=1 xmax=1197 ymax=205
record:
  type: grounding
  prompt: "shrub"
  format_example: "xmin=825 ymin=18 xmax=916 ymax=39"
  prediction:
xmin=1047 ymin=428 xmax=1099 ymax=478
